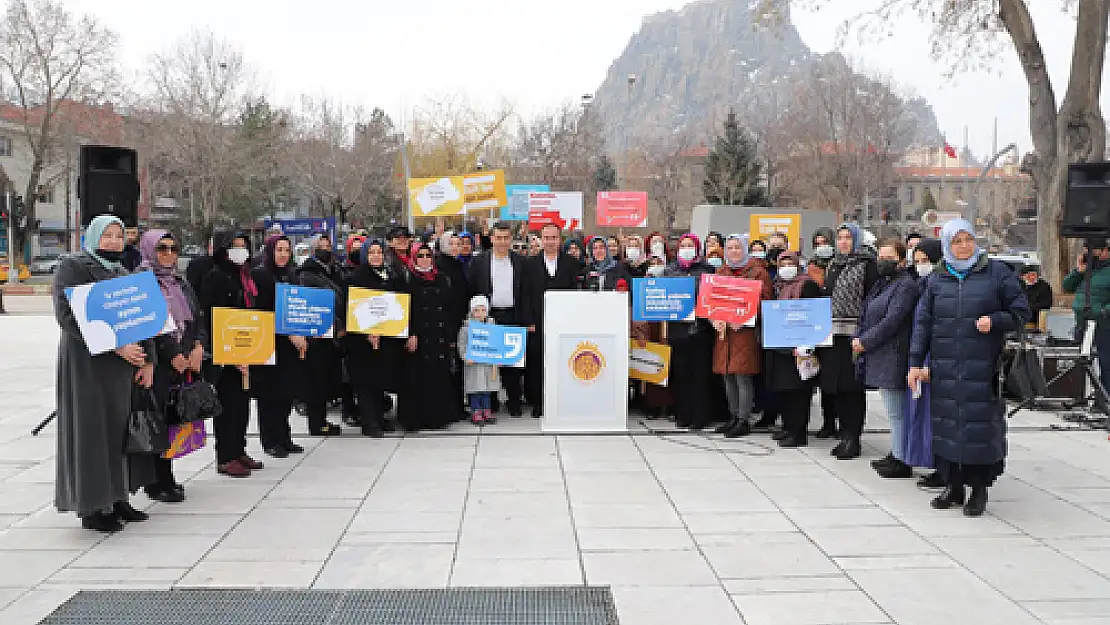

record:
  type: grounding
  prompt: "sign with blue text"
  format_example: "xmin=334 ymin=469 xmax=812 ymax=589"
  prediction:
xmin=466 ymin=321 xmax=527 ymax=367
xmin=760 ymin=298 xmax=834 ymax=348
xmin=64 ymin=271 xmax=171 ymax=355
xmin=500 ymin=184 xmax=550 ymax=220
xmin=262 ymin=217 xmax=337 ymax=248
xmin=275 ymin=283 xmax=335 ymax=337
xmin=632 ymin=277 xmax=697 ymax=322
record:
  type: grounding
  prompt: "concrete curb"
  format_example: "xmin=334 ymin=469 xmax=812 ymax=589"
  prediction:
xmin=0 ymin=284 xmax=50 ymax=295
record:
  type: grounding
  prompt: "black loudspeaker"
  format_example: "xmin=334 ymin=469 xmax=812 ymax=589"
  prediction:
xmin=79 ymin=145 xmax=139 ymax=227
xmin=1062 ymin=162 xmax=1110 ymax=238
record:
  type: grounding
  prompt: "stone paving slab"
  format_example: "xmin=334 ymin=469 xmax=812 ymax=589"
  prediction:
xmin=2 ymin=315 xmax=1110 ymax=624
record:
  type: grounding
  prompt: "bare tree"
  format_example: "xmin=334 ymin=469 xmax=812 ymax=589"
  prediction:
xmin=512 ymin=101 xmax=606 ymax=190
xmin=407 ymin=94 xmax=514 ymax=176
xmin=0 ymin=0 xmax=118 ymax=261
xmin=627 ymin=129 xmax=704 ymax=232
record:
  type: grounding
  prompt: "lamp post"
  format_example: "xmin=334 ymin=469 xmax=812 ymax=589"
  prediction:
xmin=621 ymin=74 xmax=636 ymax=190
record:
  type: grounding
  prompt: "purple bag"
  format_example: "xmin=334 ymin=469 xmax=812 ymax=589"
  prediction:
xmin=902 ymin=378 xmax=933 ymax=468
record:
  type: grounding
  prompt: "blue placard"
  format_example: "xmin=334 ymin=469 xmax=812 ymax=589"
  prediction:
xmin=263 ymin=217 xmax=337 ymax=248
xmin=760 ymin=298 xmax=834 ymax=348
xmin=275 ymin=283 xmax=335 ymax=337
xmin=63 ymin=271 xmax=171 ymax=355
xmin=465 ymin=321 xmax=527 ymax=367
xmin=632 ymin=277 xmax=697 ymax=322
xmin=500 ymin=184 xmax=550 ymax=220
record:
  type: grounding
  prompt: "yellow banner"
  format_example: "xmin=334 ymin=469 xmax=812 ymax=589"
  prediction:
xmin=409 ymin=177 xmax=466 ymax=217
xmin=347 ymin=288 xmax=411 ymax=338
xmin=629 ymin=341 xmax=672 ymax=386
xmin=463 ymin=169 xmax=507 ymax=211
xmin=749 ymin=213 xmax=802 ymax=252
xmin=212 ymin=307 xmax=276 ymax=365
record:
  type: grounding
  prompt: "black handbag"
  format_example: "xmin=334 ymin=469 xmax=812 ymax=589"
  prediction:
xmin=1004 ymin=326 xmax=1048 ymax=402
xmin=168 ymin=371 xmax=223 ymax=424
xmin=126 ymin=384 xmax=169 ymax=455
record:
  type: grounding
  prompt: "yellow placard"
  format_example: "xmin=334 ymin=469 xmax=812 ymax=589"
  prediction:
xmin=463 ymin=169 xmax=507 ymax=211
xmin=347 ymin=288 xmax=411 ymax=338
xmin=749 ymin=213 xmax=802 ymax=252
xmin=629 ymin=341 xmax=672 ymax=386
xmin=409 ymin=176 xmax=466 ymax=217
xmin=211 ymin=307 xmax=276 ymax=365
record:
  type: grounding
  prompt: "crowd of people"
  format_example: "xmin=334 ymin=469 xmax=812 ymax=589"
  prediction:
xmin=51 ymin=213 xmax=1034 ymax=533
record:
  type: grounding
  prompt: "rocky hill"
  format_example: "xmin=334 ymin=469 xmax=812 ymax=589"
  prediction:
xmin=592 ymin=0 xmax=943 ymax=150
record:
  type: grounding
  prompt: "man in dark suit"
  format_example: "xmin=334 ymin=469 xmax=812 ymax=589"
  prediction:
xmin=520 ymin=223 xmax=581 ymax=417
xmin=468 ymin=222 xmax=528 ymax=416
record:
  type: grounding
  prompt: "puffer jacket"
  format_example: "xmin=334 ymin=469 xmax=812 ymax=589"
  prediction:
xmin=909 ymin=255 xmax=1030 ymax=465
xmin=711 ymin=262 xmax=773 ymax=375
xmin=855 ymin=270 xmax=920 ymax=389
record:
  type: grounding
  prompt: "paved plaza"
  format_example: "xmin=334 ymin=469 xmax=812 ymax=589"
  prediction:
xmin=1 ymin=305 xmax=1110 ymax=624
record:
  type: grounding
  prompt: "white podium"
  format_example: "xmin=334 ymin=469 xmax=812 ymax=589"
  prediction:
xmin=542 ymin=291 xmax=629 ymax=433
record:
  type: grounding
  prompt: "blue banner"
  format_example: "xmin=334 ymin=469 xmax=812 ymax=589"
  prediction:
xmin=760 ymin=298 xmax=834 ymax=348
xmin=500 ymin=184 xmax=550 ymax=220
xmin=465 ymin=321 xmax=527 ymax=367
xmin=632 ymin=277 xmax=697 ymax=322
xmin=275 ymin=283 xmax=335 ymax=337
xmin=64 ymin=271 xmax=171 ymax=355
xmin=263 ymin=218 xmax=337 ymax=248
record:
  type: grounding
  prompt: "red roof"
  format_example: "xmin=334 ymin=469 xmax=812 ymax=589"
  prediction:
xmin=0 ymin=100 xmax=124 ymax=144
xmin=679 ymin=145 xmax=710 ymax=158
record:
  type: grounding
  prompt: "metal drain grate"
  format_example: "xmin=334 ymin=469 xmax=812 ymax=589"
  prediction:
xmin=38 ymin=587 xmax=620 ymax=625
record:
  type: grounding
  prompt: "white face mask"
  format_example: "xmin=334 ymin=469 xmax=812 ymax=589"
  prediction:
xmin=778 ymin=265 xmax=798 ymax=280
xmin=677 ymin=248 xmax=696 ymax=262
xmin=625 ymin=247 xmax=642 ymax=262
xmin=751 ymin=251 xmax=766 ymax=259
xmin=227 ymin=247 xmax=249 ymax=266
xmin=815 ymin=245 xmax=834 ymax=259
xmin=906 ymin=249 xmax=916 ymax=262
xmin=915 ymin=263 xmax=934 ymax=277
xmin=651 ymin=242 xmax=665 ymax=257
xmin=707 ymin=257 xmax=723 ymax=268
xmin=646 ymin=265 xmax=665 ymax=277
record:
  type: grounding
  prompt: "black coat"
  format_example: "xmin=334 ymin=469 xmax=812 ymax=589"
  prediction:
xmin=764 ymin=279 xmax=824 ymax=392
xmin=436 ymin=254 xmax=470 ymax=339
xmin=150 ymin=274 xmax=206 ymax=410
xmin=346 ymin=264 xmax=406 ymax=393
xmin=521 ymin=253 xmax=581 ymax=328
xmin=197 ymin=260 xmax=246 ymax=354
xmin=578 ymin=261 xmax=633 ymax=293
xmin=1023 ymin=279 xmax=1053 ymax=322
xmin=910 ymin=256 xmax=1030 ymax=466
xmin=855 ymin=270 xmax=920 ymax=390
xmin=467 ymin=250 xmax=526 ymax=311
xmin=295 ymin=257 xmax=347 ymax=334
xmin=398 ymin=272 xmax=459 ymax=431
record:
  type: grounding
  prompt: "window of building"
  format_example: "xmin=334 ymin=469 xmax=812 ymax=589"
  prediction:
xmin=36 ymin=184 xmax=55 ymax=204
xmin=953 ymin=186 xmax=963 ymax=199
xmin=905 ymin=186 xmax=915 ymax=204
xmin=0 ymin=136 xmax=11 ymax=157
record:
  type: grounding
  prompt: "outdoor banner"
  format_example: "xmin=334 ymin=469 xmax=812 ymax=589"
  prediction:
xmin=695 ymin=275 xmax=762 ymax=326
xmin=749 ymin=213 xmax=802 ymax=251
xmin=500 ymin=184 xmax=550 ymax=221
xmin=275 ymin=283 xmax=335 ymax=337
xmin=596 ymin=191 xmax=649 ymax=228
xmin=409 ymin=177 xmax=466 ymax=217
xmin=211 ymin=307 xmax=276 ymax=365
xmin=347 ymin=288 xmax=410 ymax=338
xmin=63 ymin=272 xmax=171 ymax=355
xmin=465 ymin=321 xmax=527 ymax=367
xmin=631 ymin=277 xmax=697 ymax=322
xmin=163 ymin=421 xmax=206 ymax=459
xmin=463 ymin=169 xmax=508 ymax=212
xmin=761 ymin=298 xmax=834 ymax=348
xmin=527 ymin=192 xmax=583 ymax=231
xmin=629 ymin=341 xmax=672 ymax=386
xmin=263 ymin=218 xmax=336 ymax=248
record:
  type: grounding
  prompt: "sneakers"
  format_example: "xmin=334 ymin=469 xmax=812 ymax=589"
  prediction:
xmin=217 ymin=459 xmax=252 ymax=478
xmin=483 ymin=409 xmax=498 ymax=424
xmin=471 ymin=410 xmax=486 ymax=425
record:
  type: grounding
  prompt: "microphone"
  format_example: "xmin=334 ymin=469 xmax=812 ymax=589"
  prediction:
xmin=615 ymin=278 xmax=629 ymax=292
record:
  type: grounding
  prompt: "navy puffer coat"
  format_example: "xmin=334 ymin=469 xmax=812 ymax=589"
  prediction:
xmin=909 ymin=256 xmax=1030 ymax=466
xmin=855 ymin=270 xmax=920 ymax=389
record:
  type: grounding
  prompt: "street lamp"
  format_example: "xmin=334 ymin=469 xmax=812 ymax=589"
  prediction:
xmin=622 ymin=75 xmax=637 ymax=190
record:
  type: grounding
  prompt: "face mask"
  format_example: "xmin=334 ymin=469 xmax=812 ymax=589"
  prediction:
xmin=227 ymin=247 xmax=249 ymax=265
xmin=707 ymin=257 xmax=723 ymax=268
xmin=916 ymin=263 xmax=934 ymax=277
xmin=314 ymin=249 xmax=333 ymax=264
xmin=777 ymin=265 xmax=798 ymax=280
xmin=677 ymin=248 xmax=696 ymax=262
xmin=906 ymin=249 xmax=916 ymax=263
xmin=751 ymin=251 xmax=766 ymax=259
xmin=646 ymin=265 xmax=665 ymax=277
xmin=815 ymin=245 xmax=834 ymax=259
xmin=96 ymin=249 xmax=124 ymax=262
xmin=651 ymin=242 xmax=665 ymax=257
xmin=877 ymin=260 xmax=899 ymax=276
xmin=625 ymin=247 xmax=642 ymax=262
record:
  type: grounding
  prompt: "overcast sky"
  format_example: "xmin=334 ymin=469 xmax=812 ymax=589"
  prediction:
xmin=63 ymin=0 xmax=1100 ymax=160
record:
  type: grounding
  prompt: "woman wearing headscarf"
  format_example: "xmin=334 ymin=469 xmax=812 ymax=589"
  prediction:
xmin=139 ymin=229 xmax=206 ymax=500
xmin=705 ymin=231 xmax=724 ymax=258
xmin=819 ymin=223 xmax=878 ymax=459
xmin=294 ymin=233 xmax=346 ymax=436
xmin=806 ymin=226 xmax=838 ymax=436
xmin=908 ymin=220 xmax=1029 ymax=516
xmin=712 ymin=234 xmax=773 ymax=438
xmin=853 ymin=238 xmax=921 ymax=479
xmin=664 ymin=233 xmax=716 ymax=429
xmin=250 ymin=235 xmax=305 ymax=458
xmin=397 ymin=242 xmax=460 ymax=431
xmin=562 ymin=238 xmax=584 ymax=262
xmin=436 ymin=231 xmax=471 ymax=422
xmin=198 ymin=231 xmax=262 ymax=478
xmin=53 ymin=215 xmax=157 ymax=532
xmin=645 ymin=232 xmax=670 ymax=263
xmin=623 ymin=234 xmax=648 ymax=277
xmin=579 ymin=236 xmax=632 ymax=292
xmin=346 ymin=240 xmax=405 ymax=436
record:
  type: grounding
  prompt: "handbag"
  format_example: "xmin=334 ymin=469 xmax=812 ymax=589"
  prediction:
xmin=126 ymin=384 xmax=169 ymax=455
xmin=1004 ymin=325 xmax=1048 ymax=402
xmin=168 ymin=371 xmax=223 ymax=424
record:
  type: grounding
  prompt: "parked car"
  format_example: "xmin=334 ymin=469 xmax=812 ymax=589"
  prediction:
xmin=30 ymin=254 xmax=62 ymax=275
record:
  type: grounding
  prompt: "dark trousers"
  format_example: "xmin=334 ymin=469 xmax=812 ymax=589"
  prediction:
xmin=778 ymin=388 xmax=814 ymax=443
xmin=146 ymin=457 xmax=175 ymax=493
xmin=820 ymin=389 xmax=838 ymax=428
xmin=1095 ymin=321 xmax=1110 ymax=389
xmin=833 ymin=389 xmax=867 ymax=438
xmin=490 ymin=307 xmax=524 ymax=410
xmin=352 ymin=375 xmax=386 ymax=434
xmin=213 ymin=365 xmax=250 ymax=464
xmin=257 ymin=362 xmax=295 ymax=449
xmin=305 ymin=339 xmax=341 ymax=432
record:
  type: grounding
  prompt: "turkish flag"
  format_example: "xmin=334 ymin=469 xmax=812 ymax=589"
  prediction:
xmin=943 ymin=143 xmax=957 ymax=159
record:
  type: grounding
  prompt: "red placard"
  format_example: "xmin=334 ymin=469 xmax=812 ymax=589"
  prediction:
xmin=528 ymin=210 xmax=581 ymax=232
xmin=596 ymin=191 xmax=649 ymax=227
xmin=695 ymin=275 xmax=762 ymax=326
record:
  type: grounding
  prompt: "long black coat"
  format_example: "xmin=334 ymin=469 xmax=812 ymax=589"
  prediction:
xmin=150 ymin=274 xmax=207 ymax=412
xmin=855 ymin=270 xmax=920 ymax=390
xmin=764 ymin=280 xmax=823 ymax=392
xmin=910 ymin=256 xmax=1030 ymax=466
xmin=397 ymin=271 xmax=459 ymax=431
xmin=819 ymin=254 xmax=878 ymax=393
xmin=345 ymin=264 xmax=406 ymax=393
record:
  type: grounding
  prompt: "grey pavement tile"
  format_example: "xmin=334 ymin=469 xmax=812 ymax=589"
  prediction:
xmin=802 ymin=526 xmax=940 ymax=557
xmin=347 ymin=510 xmax=461 ymax=534
xmin=361 ymin=484 xmax=468 ymax=512
xmin=456 ymin=519 xmax=577 ymax=559
xmin=935 ymin=538 xmax=1110 ymax=601
xmin=1050 ymin=488 xmax=1110 ymax=505
xmin=463 ymin=491 xmax=571 ymax=518
xmin=0 ymin=527 xmax=107 ymax=551
xmin=694 ymin=531 xmax=809 ymax=548
xmin=731 ymin=590 xmax=889 ymax=625
xmin=785 ymin=506 xmax=900 ymax=531
xmin=340 ymin=532 xmax=458 ymax=545
xmin=1022 ymin=600 xmax=1110 ymax=621
xmin=146 ymin=481 xmax=274 ymax=515
xmin=69 ymin=534 xmax=220 ymax=569
xmin=576 ymin=527 xmax=696 ymax=551
xmin=267 ymin=466 xmax=385 ymax=500
xmin=702 ymin=537 xmax=840 ymax=579
xmin=751 ymin=476 xmax=875 ymax=509
xmin=178 ymin=560 xmax=323 ymax=588
xmin=0 ymin=515 xmax=23 ymax=531
xmin=610 ymin=586 xmax=745 ymax=625
xmin=48 ymin=567 xmax=187 ymax=584
xmin=0 ymin=588 xmax=25 ymax=610
xmin=0 ymin=587 xmax=78 ymax=625
xmin=296 ymin=438 xmax=399 ymax=467
xmin=571 ymin=502 xmax=684 ymax=528
xmin=254 ymin=497 xmax=363 ymax=510
xmin=724 ymin=575 xmax=858 ymax=594
xmin=649 ymin=466 xmax=747 ymax=482
xmin=467 ymin=467 xmax=565 ymax=492
xmin=449 ymin=557 xmax=583 ymax=586
xmin=4 ymin=460 xmax=54 ymax=484
xmin=583 ymin=550 xmax=719 ymax=586
xmin=108 ymin=513 xmax=242 ymax=536
xmin=897 ymin=513 xmax=1025 ymax=538
xmin=832 ymin=554 xmax=961 ymax=571
xmin=0 ymin=550 xmax=81 ymax=588
xmin=217 ymin=507 xmax=354 ymax=551
xmin=0 ymin=482 xmax=53 ymax=515
xmin=850 ymin=568 xmax=1044 ymax=625
xmin=662 ymin=480 xmax=778 ymax=513
xmin=681 ymin=511 xmax=797 ymax=534
xmin=313 ymin=544 xmax=454 ymax=588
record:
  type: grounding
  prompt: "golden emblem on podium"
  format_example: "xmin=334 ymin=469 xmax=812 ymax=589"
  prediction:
xmin=569 ymin=340 xmax=605 ymax=384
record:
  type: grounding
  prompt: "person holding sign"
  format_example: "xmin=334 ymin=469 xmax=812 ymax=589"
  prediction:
xmin=664 ymin=233 xmax=716 ymax=430
xmin=293 ymin=233 xmax=346 ymax=437
xmin=579 ymin=236 xmax=632 ymax=292
xmin=53 ymin=215 xmax=158 ymax=532
xmin=458 ymin=296 xmax=501 ymax=425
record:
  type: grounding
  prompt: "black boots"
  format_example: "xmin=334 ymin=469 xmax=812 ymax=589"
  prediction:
xmin=814 ymin=421 xmax=838 ymax=439
xmin=918 ymin=472 xmax=945 ymax=488
xmin=875 ymin=457 xmax=913 ymax=478
xmin=82 ymin=512 xmax=124 ymax=533
xmin=714 ymin=418 xmax=738 ymax=434
xmin=724 ymin=420 xmax=752 ymax=438
xmin=833 ymin=438 xmax=861 ymax=460
xmin=113 ymin=501 xmax=149 ymax=523
xmin=964 ymin=487 xmax=988 ymax=517
xmin=930 ymin=484 xmax=967 ymax=509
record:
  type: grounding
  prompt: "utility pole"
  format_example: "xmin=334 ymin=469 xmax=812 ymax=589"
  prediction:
xmin=621 ymin=74 xmax=636 ymax=190
xmin=5 ymin=189 xmax=16 ymax=285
